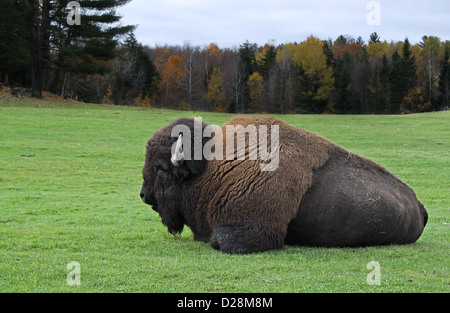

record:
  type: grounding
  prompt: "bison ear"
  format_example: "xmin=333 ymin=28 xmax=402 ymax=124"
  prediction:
xmin=173 ymin=144 xmax=207 ymax=180
xmin=182 ymin=125 xmax=210 ymax=178
xmin=173 ymin=139 xmax=208 ymax=181
xmin=169 ymin=117 xmax=210 ymax=181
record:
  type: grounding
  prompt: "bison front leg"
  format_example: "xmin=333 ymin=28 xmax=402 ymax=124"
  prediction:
xmin=209 ymin=225 xmax=285 ymax=254
xmin=209 ymin=227 xmax=249 ymax=254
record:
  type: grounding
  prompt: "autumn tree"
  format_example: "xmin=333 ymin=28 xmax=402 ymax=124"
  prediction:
xmin=293 ymin=36 xmax=335 ymax=113
xmin=402 ymin=87 xmax=431 ymax=112
xmin=247 ymin=72 xmax=265 ymax=113
xmin=151 ymin=45 xmax=173 ymax=73
xmin=203 ymin=43 xmax=221 ymax=85
xmin=204 ymin=67 xmax=225 ymax=112
xmin=200 ymin=42 xmax=221 ymax=109
xmin=366 ymin=39 xmax=390 ymax=113
xmin=333 ymin=35 xmax=350 ymax=58
xmin=366 ymin=40 xmax=388 ymax=59
xmin=160 ymin=55 xmax=185 ymax=107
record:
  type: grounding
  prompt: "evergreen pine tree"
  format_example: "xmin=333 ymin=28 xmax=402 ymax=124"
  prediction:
xmin=389 ymin=39 xmax=417 ymax=113
xmin=389 ymin=51 xmax=403 ymax=113
xmin=294 ymin=64 xmax=315 ymax=113
xmin=322 ymin=40 xmax=335 ymax=69
xmin=438 ymin=46 xmax=450 ymax=109
xmin=107 ymin=33 xmax=157 ymax=105
xmin=258 ymin=45 xmax=276 ymax=79
xmin=377 ymin=53 xmax=390 ymax=113
xmin=401 ymin=38 xmax=418 ymax=94
xmin=51 ymin=0 xmax=134 ymax=96
xmin=238 ymin=40 xmax=257 ymax=111
xmin=10 ymin=0 xmax=135 ymax=97
xmin=239 ymin=40 xmax=257 ymax=78
xmin=333 ymin=52 xmax=352 ymax=113
xmin=369 ymin=32 xmax=381 ymax=44
xmin=0 ymin=0 xmax=31 ymax=86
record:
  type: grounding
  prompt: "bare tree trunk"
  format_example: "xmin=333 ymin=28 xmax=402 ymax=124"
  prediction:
xmin=428 ymin=53 xmax=433 ymax=104
xmin=182 ymin=42 xmax=199 ymax=104
xmin=29 ymin=0 xmax=50 ymax=98
xmin=233 ymin=65 xmax=246 ymax=112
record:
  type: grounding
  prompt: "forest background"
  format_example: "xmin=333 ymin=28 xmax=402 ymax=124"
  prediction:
xmin=1 ymin=0 xmax=449 ymax=114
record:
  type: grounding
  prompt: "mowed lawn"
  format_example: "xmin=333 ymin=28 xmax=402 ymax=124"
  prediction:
xmin=0 ymin=95 xmax=448 ymax=293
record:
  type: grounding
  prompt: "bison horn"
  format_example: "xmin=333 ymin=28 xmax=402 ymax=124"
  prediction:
xmin=171 ymin=134 xmax=184 ymax=166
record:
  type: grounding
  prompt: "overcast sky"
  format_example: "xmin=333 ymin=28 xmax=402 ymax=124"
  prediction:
xmin=117 ymin=0 xmax=450 ymax=48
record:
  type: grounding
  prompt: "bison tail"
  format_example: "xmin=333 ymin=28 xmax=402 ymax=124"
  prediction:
xmin=421 ymin=203 xmax=428 ymax=228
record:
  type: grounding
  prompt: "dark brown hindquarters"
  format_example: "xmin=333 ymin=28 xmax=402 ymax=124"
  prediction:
xmin=285 ymin=150 xmax=427 ymax=247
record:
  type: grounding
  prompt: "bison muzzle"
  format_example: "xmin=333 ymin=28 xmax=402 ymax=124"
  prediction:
xmin=140 ymin=116 xmax=428 ymax=254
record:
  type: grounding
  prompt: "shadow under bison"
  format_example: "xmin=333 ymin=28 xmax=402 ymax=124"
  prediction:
xmin=140 ymin=116 xmax=428 ymax=254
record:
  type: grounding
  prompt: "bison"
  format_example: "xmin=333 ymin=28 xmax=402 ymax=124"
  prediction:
xmin=140 ymin=116 xmax=428 ymax=254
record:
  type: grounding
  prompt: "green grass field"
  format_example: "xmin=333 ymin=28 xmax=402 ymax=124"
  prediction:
xmin=0 ymin=94 xmax=448 ymax=293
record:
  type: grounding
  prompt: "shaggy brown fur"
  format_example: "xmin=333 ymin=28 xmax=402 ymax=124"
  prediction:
xmin=141 ymin=116 xmax=428 ymax=254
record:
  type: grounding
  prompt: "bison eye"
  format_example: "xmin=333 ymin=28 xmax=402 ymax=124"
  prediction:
xmin=156 ymin=167 xmax=168 ymax=177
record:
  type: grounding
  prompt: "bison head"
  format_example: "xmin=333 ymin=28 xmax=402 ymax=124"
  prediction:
xmin=140 ymin=118 xmax=210 ymax=235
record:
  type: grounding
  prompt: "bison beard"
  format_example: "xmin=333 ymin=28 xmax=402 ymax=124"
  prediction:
xmin=140 ymin=116 xmax=428 ymax=254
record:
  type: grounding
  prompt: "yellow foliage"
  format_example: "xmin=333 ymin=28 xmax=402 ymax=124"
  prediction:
xmin=205 ymin=43 xmax=220 ymax=57
xmin=293 ymin=35 xmax=327 ymax=74
xmin=248 ymin=72 xmax=264 ymax=100
xmin=402 ymin=87 xmax=431 ymax=113
xmin=293 ymin=36 xmax=335 ymax=102
xmin=102 ymin=84 xmax=113 ymax=104
xmin=276 ymin=43 xmax=296 ymax=67
xmin=247 ymin=72 xmax=265 ymax=113
xmin=134 ymin=93 xmax=152 ymax=108
xmin=367 ymin=41 xmax=388 ymax=60
xmin=204 ymin=67 xmax=225 ymax=112
xmin=178 ymin=100 xmax=191 ymax=111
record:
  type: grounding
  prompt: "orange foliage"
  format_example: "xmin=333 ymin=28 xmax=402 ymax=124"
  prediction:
xmin=336 ymin=43 xmax=363 ymax=57
xmin=160 ymin=55 xmax=184 ymax=97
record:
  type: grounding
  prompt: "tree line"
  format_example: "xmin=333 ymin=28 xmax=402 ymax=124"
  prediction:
xmin=0 ymin=1 xmax=449 ymax=114
xmin=143 ymin=34 xmax=449 ymax=114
